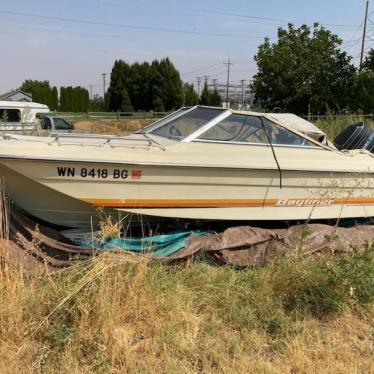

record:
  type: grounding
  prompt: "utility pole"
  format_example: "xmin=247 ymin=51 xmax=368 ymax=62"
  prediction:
xmin=212 ymin=79 xmax=218 ymax=90
xmin=204 ymin=75 xmax=209 ymax=85
xmin=224 ymin=59 xmax=233 ymax=108
xmin=102 ymin=73 xmax=107 ymax=100
xmin=360 ymin=0 xmax=370 ymax=68
xmin=101 ymin=73 xmax=107 ymax=110
xmin=240 ymin=79 xmax=246 ymax=109
xmin=197 ymin=76 xmax=202 ymax=98
xmin=89 ymin=85 xmax=93 ymax=100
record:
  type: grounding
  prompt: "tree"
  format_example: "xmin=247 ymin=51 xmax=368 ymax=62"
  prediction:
xmin=59 ymin=86 xmax=89 ymax=112
xmin=349 ymin=49 xmax=374 ymax=113
xmin=198 ymin=83 xmax=222 ymax=106
xmin=251 ymin=24 xmax=355 ymax=114
xmin=153 ymin=96 xmax=165 ymax=112
xmin=20 ymin=80 xmax=49 ymax=94
xmin=361 ymin=49 xmax=374 ymax=72
xmin=120 ymin=88 xmax=133 ymax=112
xmin=89 ymin=94 xmax=104 ymax=111
xmin=156 ymin=58 xmax=183 ymax=110
xmin=129 ymin=62 xmax=152 ymax=111
xmin=51 ymin=87 xmax=58 ymax=111
xmin=350 ymin=72 xmax=374 ymax=113
xmin=199 ymin=82 xmax=211 ymax=105
xmin=107 ymin=58 xmax=183 ymax=112
xmin=108 ymin=60 xmax=131 ymax=111
xmin=183 ymin=83 xmax=198 ymax=106
xmin=20 ymin=80 xmax=58 ymax=109
xmin=210 ymin=88 xmax=222 ymax=106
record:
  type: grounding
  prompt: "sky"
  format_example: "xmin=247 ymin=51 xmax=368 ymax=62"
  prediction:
xmin=0 ymin=0 xmax=371 ymax=97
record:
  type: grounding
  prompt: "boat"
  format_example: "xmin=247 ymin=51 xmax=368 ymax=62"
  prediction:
xmin=0 ymin=105 xmax=372 ymax=229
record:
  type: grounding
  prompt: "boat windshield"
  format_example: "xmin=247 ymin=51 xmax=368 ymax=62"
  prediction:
xmin=197 ymin=113 xmax=316 ymax=147
xmin=142 ymin=107 xmax=225 ymax=140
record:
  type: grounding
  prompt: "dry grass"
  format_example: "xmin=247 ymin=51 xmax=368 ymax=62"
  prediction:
xmin=0 ymin=243 xmax=373 ymax=373
xmin=316 ymin=116 xmax=374 ymax=140
xmin=74 ymin=118 xmax=153 ymax=136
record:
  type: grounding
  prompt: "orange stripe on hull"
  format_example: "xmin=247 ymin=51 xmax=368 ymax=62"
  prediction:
xmin=81 ymin=198 xmax=374 ymax=208
xmin=82 ymin=199 xmax=278 ymax=208
xmin=334 ymin=198 xmax=374 ymax=205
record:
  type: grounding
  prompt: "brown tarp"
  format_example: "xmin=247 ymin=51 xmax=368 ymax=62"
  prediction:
xmin=1 ymin=210 xmax=373 ymax=269
xmin=1 ymin=210 xmax=93 ymax=270
xmin=181 ymin=224 xmax=374 ymax=266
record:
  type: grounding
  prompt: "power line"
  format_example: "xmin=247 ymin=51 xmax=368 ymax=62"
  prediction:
xmin=0 ymin=28 xmax=252 ymax=63
xmin=341 ymin=37 xmax=363 ymax=47
xmin=99 ymin=0 xmax=361 ymax=29
xmin=0 ymin=19 xmax=135 ymax=38
xmin=0 ymin=9 xmax=266 ymax=40
xmin=182 ymin=62 xmax=223 ymax=76
xmin=0 ymin=11 xmax=362 ymax=66
xmin=175 ymin=7 xmax=361 ymax=29
xmin=206 ymin=69 xmax=238 ymax=79
xmin=182 ymin=62 xmax=247 ymax=81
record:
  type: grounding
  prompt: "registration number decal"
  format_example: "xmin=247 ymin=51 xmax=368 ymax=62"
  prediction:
xmin=57 ymin=167 xmax=141 ymax=180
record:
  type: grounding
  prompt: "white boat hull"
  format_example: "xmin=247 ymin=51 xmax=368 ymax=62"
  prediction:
xmin=0 ymin=158 xmax=373 ymax=228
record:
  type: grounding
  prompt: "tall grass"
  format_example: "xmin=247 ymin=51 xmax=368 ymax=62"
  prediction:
xmin=315 ymin=115 xmax=374 ymax=139
xmin=0 ymin=245 xmax=373 ymax=373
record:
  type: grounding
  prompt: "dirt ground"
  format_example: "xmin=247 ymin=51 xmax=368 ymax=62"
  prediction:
xmin=74 ymin=118 xmax=154 ymax=136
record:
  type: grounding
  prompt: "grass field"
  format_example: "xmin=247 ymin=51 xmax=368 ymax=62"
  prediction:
xmin=1 ymin=243 xmax=373 ymax=373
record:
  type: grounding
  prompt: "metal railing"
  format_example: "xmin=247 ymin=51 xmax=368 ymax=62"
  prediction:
xmin=0 ymin=122 xmax=37 ymax=133
xmin=48 ymin=111 xmax=169 ymax=121
xmin=305 ymin=114 xmax=374 ymax=122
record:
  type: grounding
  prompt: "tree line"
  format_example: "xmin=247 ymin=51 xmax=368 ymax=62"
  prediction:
xmin=20 ymin=80 xmax=90 ymax=112
xmin=251 ymin=24 xmax=374 ymax=115
xmin=19 ymin=60 xmax=222 ymax=112
xmin=106 ymin=58 xmax=221 ymax=112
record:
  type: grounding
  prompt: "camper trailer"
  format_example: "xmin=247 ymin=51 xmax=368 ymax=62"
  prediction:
xmin=0 ymin=101 xmax=49 ymax=133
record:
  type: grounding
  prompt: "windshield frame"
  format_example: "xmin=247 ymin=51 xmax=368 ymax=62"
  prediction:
xmin=138 ymin=106 xmax=194 ymax=134
xmin=181 ymin=110 xmax=231 ymax=142
xmin=141 ymin=105 xmax=229 ymax=141
xmin=191 ymin=113 xmax=324 ymax=149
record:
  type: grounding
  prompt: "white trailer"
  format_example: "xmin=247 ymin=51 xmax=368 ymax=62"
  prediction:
xmin=0 ymin=101 xmax=49 ymax=133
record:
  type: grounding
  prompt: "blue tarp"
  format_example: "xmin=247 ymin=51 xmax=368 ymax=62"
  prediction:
xmin=83 ymin=231 xmax=206 ymax=257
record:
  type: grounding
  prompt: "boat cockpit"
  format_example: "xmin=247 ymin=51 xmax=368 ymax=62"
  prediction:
xmin=138 ymin=106 xmax=321 ymax=148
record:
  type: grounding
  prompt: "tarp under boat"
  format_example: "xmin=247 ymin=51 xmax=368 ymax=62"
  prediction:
xmin=2 ymin=209 xmax=373 ymax=270
xmin=83 ymin=231 xmax=206 ymax=257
